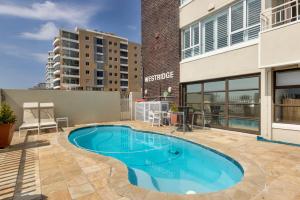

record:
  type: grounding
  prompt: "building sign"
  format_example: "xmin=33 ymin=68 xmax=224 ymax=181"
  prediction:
xmin=145 ymin=71 xmax=174 ymax=83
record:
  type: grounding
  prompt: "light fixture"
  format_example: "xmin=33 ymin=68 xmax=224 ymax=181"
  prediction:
xmin=168 ymin=87 xmax=172 ymax=93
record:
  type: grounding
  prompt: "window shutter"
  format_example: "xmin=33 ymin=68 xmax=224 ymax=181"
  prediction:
xmin=247 ymin=0 xmax=261 ymax=39
xmin=247 ymin=0 xmax=261 ymax=27
xmin=205 ymin=20 xmax=215 ymax=52
xmin=231 ymin=2 xmax=244 ymax=45
xmin=217 ymin=12 xmax=228 ymax=49
xmin=183 ymin=29 xmax=191 ymax=49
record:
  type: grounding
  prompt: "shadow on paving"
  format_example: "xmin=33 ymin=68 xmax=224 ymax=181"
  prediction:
xmin=0 ymin=132 xmax=50 ymax=200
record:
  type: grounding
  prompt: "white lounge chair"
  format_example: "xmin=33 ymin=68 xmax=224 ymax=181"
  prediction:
xmin=149 ymin=110 xmax=161 ymax=127
xmin=39 ymin=103 xmax=58 ymax=133
xmin=19 ymin=102 xmax=40 ymax=137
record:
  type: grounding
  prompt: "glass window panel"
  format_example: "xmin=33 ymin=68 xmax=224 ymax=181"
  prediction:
xmin=204 ymin=92 xmax=225 ymax=103
xmin=275 ymin=88 xmax=300 ymax=105
xmin=204 ymin=104 xmax=225 ymax=115
xmin=205 ymin=20 xmax=215 ymax=52
xmin=204 ymin=115 xmax=227 ymax=128
xmin=183 ymin=29 xmax=191 ymax=49
xmin=276 ymin=70 xmax=300 ymax=86
xmin=217 ymin=12 xmax=229 ymax=49
xmin=192 ymin=24 xmax=200 ymax=45
xmin=274 ymin=106 xmax=300 ymax=124
xmin=229 ymin=118 xmax=259 ymax=131
xmin=247 ymin=25 xmax=260 ymax=40
xmin=229 ymin=105 xmax=260 ymax=118
xmin=229 ymin=77 xmax=259 ymax=90
xmin=231 ymin=2 xmax=244 ymax=31
xmin=247 ymin=0 xmax=261 ymax=26
xmin=229 ymin=90 xmax=260 ymax=104
xmin=187 ymin=83 xmax=202 ymax=93
xmin=204 ymin=81 xmax=225 ymax=92
xmin=231 ymin=31 xmax=244 ymax=45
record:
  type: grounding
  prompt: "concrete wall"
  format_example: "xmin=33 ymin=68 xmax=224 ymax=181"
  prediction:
xmin=180 ymin=43 xmax=260 ymax=83
xmin=260 ymin=22 xmax=300 ymax=68
xmin=1 ymin=90 xmax=121 ymax=128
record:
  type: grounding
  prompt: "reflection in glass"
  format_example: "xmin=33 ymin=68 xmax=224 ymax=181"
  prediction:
xmin=275 ymin=88 xmax=300 ymax=104
xmin=229 ymin=105 xmax=260 ymax=118
xmin=274 ymin=106 xmax=300 ymax=124
xmin=229 ymin=90 xmax=260 ymax=104
xmin=204 ymin=92 xmax=225 ymax=104
xmin=186 ymin=84 xmax=202 ymax=112
xmin=204 ymin=81 xmax=225 ymax=92
xmin=229 ymin=77 xmax=259 ymax=90
xmin=228 ymin=118 xmax=259 ymax=131
xmin=204 ymin=104 xmax=225 ymax=115
xmin=205 ymin=115 xmax=227 ymax=127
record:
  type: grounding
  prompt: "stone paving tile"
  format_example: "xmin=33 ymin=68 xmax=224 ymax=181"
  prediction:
xmin=1 ymin=121 xmax=300 ymax=199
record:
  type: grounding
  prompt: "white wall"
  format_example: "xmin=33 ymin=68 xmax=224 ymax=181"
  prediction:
xmin=2 ymin=89 xmax=121 ymax=128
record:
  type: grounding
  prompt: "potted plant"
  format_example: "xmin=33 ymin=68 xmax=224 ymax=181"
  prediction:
xmin=169 ymin=103 xmax=178 ymax=125
xmin=0 ymin=103 xmax=16 ymax=148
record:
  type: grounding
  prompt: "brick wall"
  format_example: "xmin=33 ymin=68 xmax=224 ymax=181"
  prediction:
xmin=141 ymin=0 xmax=180 ymax=104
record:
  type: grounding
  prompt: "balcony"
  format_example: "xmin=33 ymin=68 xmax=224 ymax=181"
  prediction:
xmin=53 ymin=37 xmax=60 ymax=46
xmin=53 ymin=54 xmax=60 ymax=62
xmin=54 ymin=70 xmax=60 ymax=75
xmin=53 ymin=46 xmax=60 ymax=54
xmin=261 ymin=0 xmax=300 ymax=31
xmin=53 ymin=62 xmax=60 ymax=69
xmin=260 ymin=0 xmax=300 ymax=68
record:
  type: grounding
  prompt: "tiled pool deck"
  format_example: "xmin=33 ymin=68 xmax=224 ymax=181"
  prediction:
xmin=1 ymin=121 xmax=300 ymax=200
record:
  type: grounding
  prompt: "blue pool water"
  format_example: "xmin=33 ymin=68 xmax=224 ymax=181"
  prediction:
xmin=68 ymin=125 xmax=243 ymax=194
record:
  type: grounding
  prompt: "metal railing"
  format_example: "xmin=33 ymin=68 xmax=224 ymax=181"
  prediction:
xmin=261 ymin=0 xmax=300 ymax=31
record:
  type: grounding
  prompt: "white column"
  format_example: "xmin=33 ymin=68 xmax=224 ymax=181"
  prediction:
xmin=260 ymin=68 xmax=273 ymax=139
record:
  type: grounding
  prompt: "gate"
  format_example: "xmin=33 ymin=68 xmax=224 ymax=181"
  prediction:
xmin=120 ymin=94 xmax=130 ymax=120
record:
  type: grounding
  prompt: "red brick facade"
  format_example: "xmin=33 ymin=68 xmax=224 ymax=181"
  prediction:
xmin=141 ymin=0 xmax=180 ymax=104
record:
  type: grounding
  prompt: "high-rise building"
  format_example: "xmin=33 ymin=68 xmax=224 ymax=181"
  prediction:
xmin=45 ymin=51 xmax=54 ymax=89
xmin=47 ymin=28 xmax=141 ymax=93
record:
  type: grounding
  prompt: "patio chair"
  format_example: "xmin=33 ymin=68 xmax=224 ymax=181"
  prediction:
xmin=39 ymin=103 xmax=58 ymax=133
xmin=19 ymin=102 xmax=40 ymax=137
xmin=149 ymin=110 xmax=161 ymax=127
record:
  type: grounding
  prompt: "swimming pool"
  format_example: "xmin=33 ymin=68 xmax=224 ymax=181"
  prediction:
xmin=68 ymin=125 xmax=244 ymax=194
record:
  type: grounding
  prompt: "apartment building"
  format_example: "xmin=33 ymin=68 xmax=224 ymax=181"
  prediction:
xmin=45 ymin=51 xmax=54 ymax=89
xmin=179 ymin=0 xmax=300 ymax=144
xmin=141 ymin=0 xmax=300 ymax=144
xmin=48 ymin=28 xmax=141 ymax=93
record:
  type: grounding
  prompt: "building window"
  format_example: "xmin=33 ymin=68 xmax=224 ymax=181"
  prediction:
xmin=114 ymin=50 xmax=118 ymax=53
xmin=134 ymin=75 xmax=138 ymax=78
xmin=109 ymin=73 xmax=112 ymax=76
xmin=134 ymin=61 xmax=138 ymax=64
xmin=274 ymin=69 xmax=300 ymax=124
xmin=109 ymin=88 xmax=112 ymax=91
xmin=86 ymin=62 xmax=89 ymax=66
xmin=109 ymin=80 xmax=113 ymax=84
xmin=114 ymin=58 xmax=118 ymax=61
xmin=115 ymin=81 xmax=118 ymax=84
xmin=86 ymin=53 xmax=89 ymax=57
xmin=109 ymin=49 xmax=112 ymax=53
xmin=114 ymin=42 xmax=117 ymax=46
xmin=86 ymin=70 xmax=89 ymax=74
xmin=183 ymin=75 xmax=260 ymax=133
xmin=109 ymin=57 xmax=112 ymax=60
xmin=115 ymin=73 xmax=118 ymax=76
xmin=109 ymin=65 xmax=112 ymax=68
xmin=134 ymin=68 xmax=137 ymax=71
xmin=114 ymin=65 xmax=118 ymax=69
xmin=180 ymin=0 xmax=190 ymax=6
xmin=96 ymin=38 xmax=103 ymax=45
xmin=181 ymin=0 xmax=261 ymax=59
xmin=85 ymin=45 xmax=89 ymax=49
xmin=109 ymin=41 xmax=112 ymax=45
xmin=85 ymin=36 xmax=89 ymax=40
